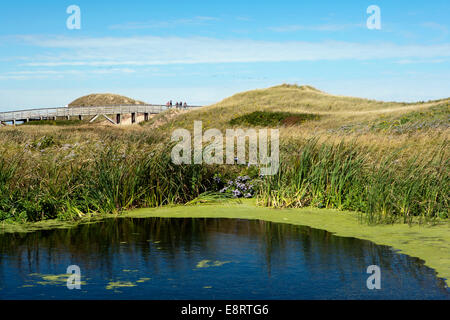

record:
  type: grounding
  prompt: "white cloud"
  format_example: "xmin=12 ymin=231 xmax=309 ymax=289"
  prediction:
xmin=421 ymin=22 xmax=448 ymax=33
xmin=268 ymin=23 xmax=363 ymax=32
xmin=0 ymin=68 xmax=136 ymax=80
xmin=109 ymin=16 xmax=219 ymax=30
xmin=11 ymin=35 xmax=450 ymax=68
xmin=395 ymin=58 xmax=447 ymax=64
xmin=420 ymin=22 xmax=449 ymax=41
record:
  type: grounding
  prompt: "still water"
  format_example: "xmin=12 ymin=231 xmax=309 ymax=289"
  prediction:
xmin=0 ymin=218 xmax=448 ymax=300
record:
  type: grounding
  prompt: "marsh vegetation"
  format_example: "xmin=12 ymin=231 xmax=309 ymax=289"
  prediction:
xmin=0 ymin=85 xmax=448 ymax=225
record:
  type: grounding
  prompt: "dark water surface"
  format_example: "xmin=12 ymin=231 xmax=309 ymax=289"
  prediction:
xmin=0 ymin=218 xmax=448 ymax=300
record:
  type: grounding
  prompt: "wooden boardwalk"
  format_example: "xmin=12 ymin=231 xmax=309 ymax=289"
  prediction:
xmin=0 ymin=104 xmax=201 ymax=125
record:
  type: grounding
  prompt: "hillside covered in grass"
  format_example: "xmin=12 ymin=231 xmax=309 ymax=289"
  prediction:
xmin=69 ymin=93 xmax=147 ymax=107
xmin=144 ymin=84 xmax=449 ymax=136
xmin=0 ymin=84 xmax=448 ymax=225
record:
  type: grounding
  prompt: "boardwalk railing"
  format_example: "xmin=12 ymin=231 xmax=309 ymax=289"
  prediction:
xmin=0 ymin=104 xmax=201 ymax=124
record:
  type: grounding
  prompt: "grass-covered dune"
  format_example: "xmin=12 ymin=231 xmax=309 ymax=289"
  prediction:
xmin=0 ymin=84 xmax=448 ymax=225
xmin=145 ymin=84 xmax=449 ymax=134
xmin=68 ymin=93 xmax=147 ymax=107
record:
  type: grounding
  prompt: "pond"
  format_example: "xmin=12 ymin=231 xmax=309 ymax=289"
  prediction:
xmin=0 ymin=217 xmax=448 ymax=300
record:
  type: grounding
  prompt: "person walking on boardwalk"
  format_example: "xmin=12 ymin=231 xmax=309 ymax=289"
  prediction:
xmin=183 ymin=102 xmax=187 ymax=109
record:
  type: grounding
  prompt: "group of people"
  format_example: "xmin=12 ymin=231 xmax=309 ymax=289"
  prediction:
xmin=166 ymin=100 xmax=188 ymax=109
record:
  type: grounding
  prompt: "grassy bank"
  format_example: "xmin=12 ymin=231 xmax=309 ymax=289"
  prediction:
xmin=258 ymin=138 xmax=449 ymax=224
xmin=0 ymin=138 xmax=221 ymax=222
xmin=0 ymin=130 xmax=447 ymax=224
xmin=0 ymin=84 xmax=448 ymax=225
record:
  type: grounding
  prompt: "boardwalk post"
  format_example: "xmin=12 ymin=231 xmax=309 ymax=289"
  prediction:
xmin=144 ymin=113 xmax=149 ymax=121
xmin=131 ymin=112 xmax=136 ymax=124
xmin=79 ymin=115 xmax=83 ymax=121
xmin=116 ymin=114 xmax=121 ymax=124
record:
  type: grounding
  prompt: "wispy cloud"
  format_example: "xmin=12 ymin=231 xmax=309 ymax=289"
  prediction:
xmin=395 ymin=58 xmax=447 ymax=64
xmin=268 ymin=23 xmax=363 ymax=32
xmin=420 ymin=22 xmax=449 ymax=40
xmin=109 ymin=16 xmax=219 ymax=30
xmin=11 ymin=35 xmax=450 ymax=68
xmin=0 ymin=68 xmax=136 ymax=80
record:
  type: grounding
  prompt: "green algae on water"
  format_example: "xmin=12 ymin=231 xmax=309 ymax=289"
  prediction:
xmin=196 ymin=260 xmax=231 ymax=269
xmin=0 ymin=216 xmax=106 ymax=235
xmin=106 ymin=281 xmax=137 ymax=290
xmin=28 ymin=273 xmax=87 ymax=286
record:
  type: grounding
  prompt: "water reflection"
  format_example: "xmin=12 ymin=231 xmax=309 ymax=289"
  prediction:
xmin=0 ymin=218 xmax=448 ymax=299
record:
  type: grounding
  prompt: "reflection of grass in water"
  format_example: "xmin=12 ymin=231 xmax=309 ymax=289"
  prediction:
xmin=28 ymin=273 xmax=86 ymax=286
xmin=196 ymin=260 xmax=231 ymax=268
xmin=136 ymin=278 xmax=151 ymax=283
xmin=122 ymin=269 xmax=139 ymax=273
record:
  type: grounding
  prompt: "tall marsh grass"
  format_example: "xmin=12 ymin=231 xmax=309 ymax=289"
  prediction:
xmin=0 ymin=126 xmax=448 ymax=225
xmin=257 ymin=139 xmax=449 ymax=224
xmin=0 ymin=140 xmax=218 ymax=222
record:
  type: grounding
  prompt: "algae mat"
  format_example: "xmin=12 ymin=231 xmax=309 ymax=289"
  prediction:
xmin=123 ymin=200 xmax=450 ymax=286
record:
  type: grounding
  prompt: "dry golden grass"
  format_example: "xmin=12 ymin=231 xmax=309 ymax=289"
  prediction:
xmin=68 ymin=93 xmax=147 ymax=107
xmin=2 ymin=83 xmax=449 ymax=156
xmin=142 ymin=84 xmax=448 ymax=130
xmin=138 ymin=84 xmax=449 ymax=153
xmin=0 ymin=84 xmax=448 ymax=224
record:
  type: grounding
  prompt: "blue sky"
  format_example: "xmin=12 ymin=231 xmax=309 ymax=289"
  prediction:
xmin=0 ymin=0 xmax=449 ymax=110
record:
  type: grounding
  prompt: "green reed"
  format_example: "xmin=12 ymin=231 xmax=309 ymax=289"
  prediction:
xmin=0 ymin=133 xmax=448 ymax=225
xmin=257 ymin=139 xmax=449 ymax=224
xmin=0 ymin=141 xmax=218 ymax=222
